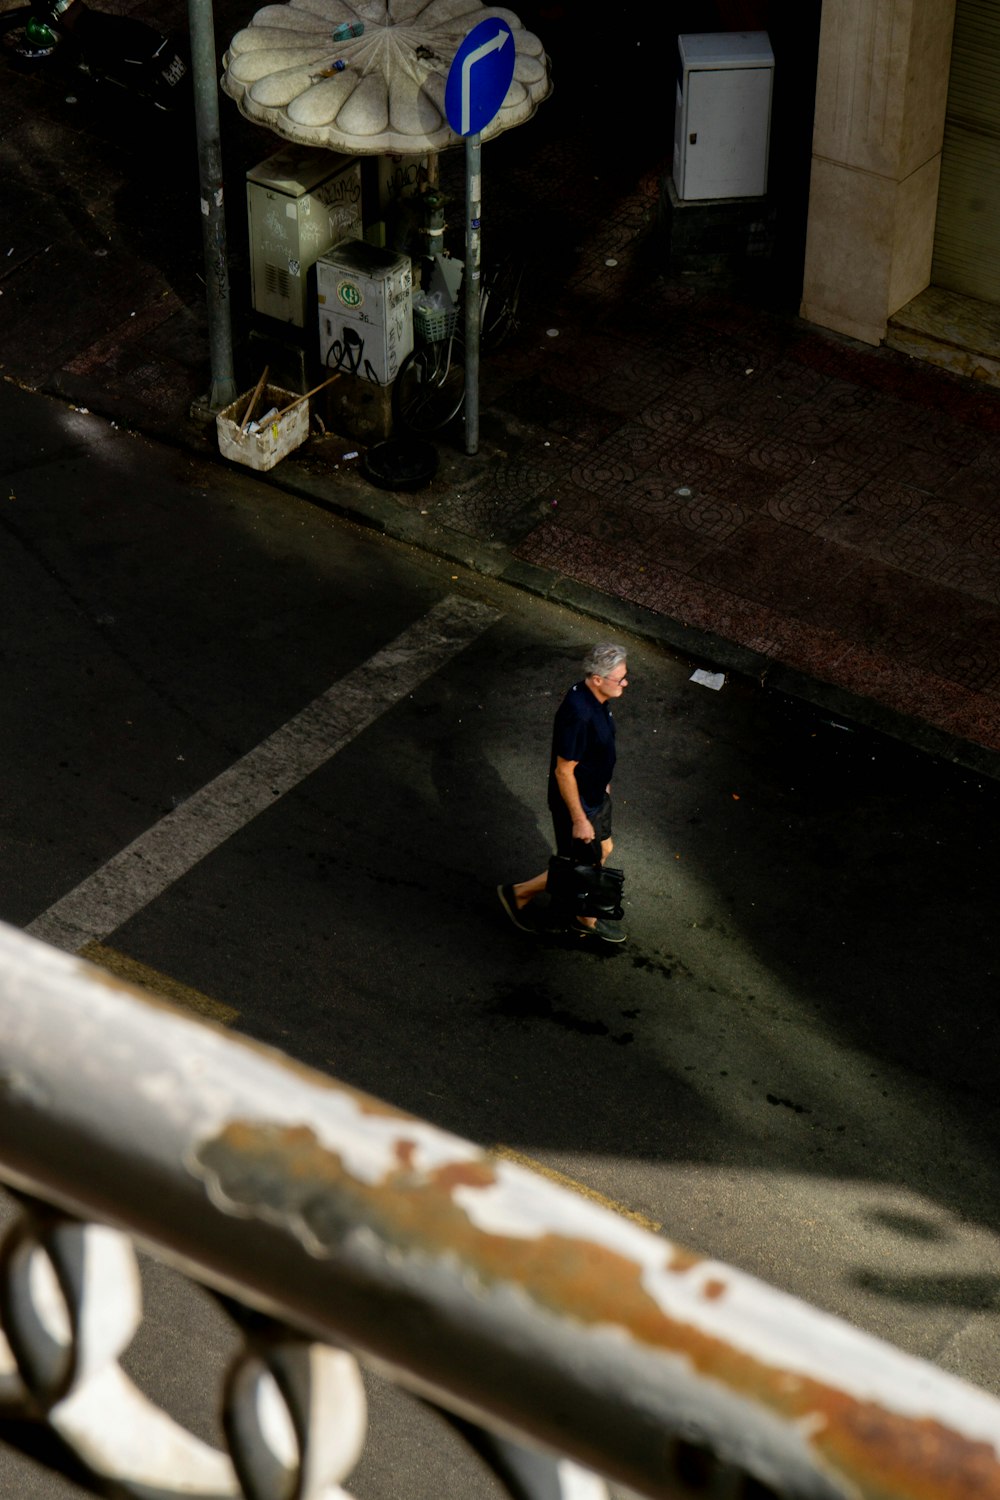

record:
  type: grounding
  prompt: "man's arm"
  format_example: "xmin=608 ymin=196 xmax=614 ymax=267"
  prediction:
xmin=554 ymin=757 xmax=595 ymax=843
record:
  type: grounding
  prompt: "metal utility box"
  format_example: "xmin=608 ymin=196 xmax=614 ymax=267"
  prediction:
xmin=247 ymin=146 xmax=362 ymax=326
xmin=673 ymin=32 xmax=774 ymax=201
xmin=316 ymin=240 xmax=413 ymax=386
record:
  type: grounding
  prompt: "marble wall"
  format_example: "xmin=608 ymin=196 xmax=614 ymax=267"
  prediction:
xmin=799 ymin=0 xmax=957 ymax=345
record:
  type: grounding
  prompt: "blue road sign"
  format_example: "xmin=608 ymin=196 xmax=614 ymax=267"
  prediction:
xmin=445 ymin=18 xmax=516 ymax=137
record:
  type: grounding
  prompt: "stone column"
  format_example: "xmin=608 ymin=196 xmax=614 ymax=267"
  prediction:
xmin=799 ymin=0 xmax=956 ymax=346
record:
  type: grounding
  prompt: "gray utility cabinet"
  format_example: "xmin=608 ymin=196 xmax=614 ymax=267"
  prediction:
xmin=247 ymin=146 xmax=362 ymax=327
xmin=673 ymin=32 xmax=774 ymax=201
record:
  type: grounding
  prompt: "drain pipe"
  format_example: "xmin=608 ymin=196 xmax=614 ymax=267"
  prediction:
xmin=188 ymin=0 xmax=236 ymax=411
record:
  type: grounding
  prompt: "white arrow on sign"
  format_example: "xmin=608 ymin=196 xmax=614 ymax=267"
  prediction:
xmin=460 ymin=26 xmax=510 ymax=135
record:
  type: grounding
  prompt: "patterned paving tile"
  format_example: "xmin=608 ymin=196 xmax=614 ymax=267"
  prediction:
xmin=704 ymin=334 xmax=784 ymax=379
xmin=819 ymin=477 xmax=926 ymax=551
xmin=934 ymin=551 xmax=1000 ymax=604
xmin=886 ymin=444 xmax=965 ymax=494
xmin=490 ymin=372 xmax=621 ymax=444
xmin=653 ymin=366 xmax=746 ymax=414
xmin=771 ymin=383 xmax=884 ymax=451
xmin=541 ymin=341 xmax=614 ymax=395
xmin=429 ymin=459 xmax=559 ymax=542
xmin=764 ymin=483 xmax=847 ymax=533
xmin=590 ymin=558 xmax=854 ymax=682
xmin=811 ymin=557 xmax=977 ymax=659
xmin=647 ymin=488 xmax=757 ymax=541
xmin=652 ymin=445 xmax=782 ymax=509
xmin=612 ymin=280 xmax=701 ymax=323
xmin=914 ymin=615 xmax=1000 ymax=690
xmin=587 ymin=365 xmax=683 ymax=417
xmin=637 ymin=394 xmax=708 ymax=444
xmin=554 ymin=492 xmax=722 ymax=573
xmin=745 ymin=434 xmax=816 ymax=482
xmin=696 ymin=299 xmax=775 ymax=339
xmin=744 ymin=357 xmax=830 ymax=409
xmin=689 ymin=517 xmax=847 ymax=619
xmin=714 ymin=376 xmax=810 ymax=429
xmin=875 ymin=497 xmax=999 ymax=584
xmin=823 ymin=647 xmax=976 ymax=730
xmin=940 ymin=457 xmax=1000 ymax=515
xmin=660 ymin=325 xmax=757 ymax=373
xmin=829 ymin=426 xmax=908 ymax=469
xmin=769 ymin=452 xmax=875 ymax=509
xmin=686 ymin=414 xmax=763 ymax=461
xmin=940 ymin=691 xmax=1000 ymax=753
xmin=865 ymin=397 xmax=987 ymax=466
xmin=512 ymin=520 xmax=612 ymax=577
xmin=969 ymin=511 xmax=1000 ymax=556
xmin=567 ymin=423 xmax=669 ymax=491
xmin=790 ymin=336 xmax=890 ymax=387
xmin=550 ymin=492 xmax=638 ymax=543
xmin=604 ymin=550 xmax=763 ymax=633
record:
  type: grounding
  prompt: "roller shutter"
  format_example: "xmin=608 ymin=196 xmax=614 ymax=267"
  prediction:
xmin=932 ymin=0 xmax=1000 ymax=304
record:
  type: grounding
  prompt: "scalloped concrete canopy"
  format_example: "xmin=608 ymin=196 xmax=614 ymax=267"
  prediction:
xmin=221 ymin=0 xmax=551 ymax=155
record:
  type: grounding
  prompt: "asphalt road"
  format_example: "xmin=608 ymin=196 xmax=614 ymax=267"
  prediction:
xmin=3 ymin=378 xmax=1000 ymax=1495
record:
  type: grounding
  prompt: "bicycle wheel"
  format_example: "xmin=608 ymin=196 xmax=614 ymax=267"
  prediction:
xmin=392 ymin=338 xmax=466 ymax=436
xmin=480 ymin=253 xmax=525 ymax=354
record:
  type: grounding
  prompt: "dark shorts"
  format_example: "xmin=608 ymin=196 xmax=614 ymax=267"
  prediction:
xmin=550 ymin=793 xmax=613 ymax=858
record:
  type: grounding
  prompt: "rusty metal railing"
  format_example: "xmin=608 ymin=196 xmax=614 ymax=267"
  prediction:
xmin=0 ymin=916 xmax=998 ymax=1499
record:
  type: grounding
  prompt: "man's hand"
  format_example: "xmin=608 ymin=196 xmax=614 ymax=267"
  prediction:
xmin=572 ymin=815 xmax=596 ymax=843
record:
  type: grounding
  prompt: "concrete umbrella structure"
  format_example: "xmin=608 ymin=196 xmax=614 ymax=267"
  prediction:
xmin=220 ymin=0 xmax=551 ymax=155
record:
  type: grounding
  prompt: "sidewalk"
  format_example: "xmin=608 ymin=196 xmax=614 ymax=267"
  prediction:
xmin=4 ymin=18 xmax=1000 ymax=778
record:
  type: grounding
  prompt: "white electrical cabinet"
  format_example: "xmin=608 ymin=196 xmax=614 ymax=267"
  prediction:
xmin=673 ymin=32 xmax=774 ymax=201
xmin=316 ymin=240 xmax=413 ymax=386
xmin=247 ymin=146 xmax=362 ymax=326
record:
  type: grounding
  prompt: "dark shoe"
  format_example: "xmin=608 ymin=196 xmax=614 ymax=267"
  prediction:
xmin=573 ymin=917 xmax=627 ymax=944
xmin=497 ymin=884 xmax=534 ymax=933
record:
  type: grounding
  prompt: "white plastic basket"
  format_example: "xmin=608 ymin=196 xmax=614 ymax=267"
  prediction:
xmin=216 ymin=384 xmax=309 ymax=471
xmin=413 ymin=303 xmax=459 ymax=343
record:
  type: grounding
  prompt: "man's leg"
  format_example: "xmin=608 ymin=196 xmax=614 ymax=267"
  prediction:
xmin=497 ymin=870 xmax=548 ymax=930
xmin=511 ymin=871 xmax=547 ymax=908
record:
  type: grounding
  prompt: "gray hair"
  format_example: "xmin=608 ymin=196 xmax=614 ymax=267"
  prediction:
xmin=582 ymin=642 xmax=627 ymax=678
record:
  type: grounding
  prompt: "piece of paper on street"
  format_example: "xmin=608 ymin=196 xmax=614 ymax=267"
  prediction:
xmin=690 ymin=669 xmax=726 ymax=691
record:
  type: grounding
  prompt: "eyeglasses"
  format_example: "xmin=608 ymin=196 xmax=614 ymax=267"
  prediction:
xmin=601 ymin=672 xmax=629 ymax=686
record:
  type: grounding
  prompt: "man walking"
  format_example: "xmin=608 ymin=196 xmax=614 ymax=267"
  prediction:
xmin=498 ymin=642 xmax=629 ymax=942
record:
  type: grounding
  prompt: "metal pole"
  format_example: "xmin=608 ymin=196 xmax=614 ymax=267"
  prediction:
xmin=464 ymin=131 xmax=481 ymax=456
xmin=188 ymin=0 xmax=236 ymax=411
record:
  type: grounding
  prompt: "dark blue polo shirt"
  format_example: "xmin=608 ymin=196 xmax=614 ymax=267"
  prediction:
xmin=547 ymin=681 xmax=617 ymax=813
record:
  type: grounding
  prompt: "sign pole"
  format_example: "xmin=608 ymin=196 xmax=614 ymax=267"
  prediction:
xmin=445 ymin=17 xmax=514 ymax=459
xmin=464 ymin=131 xmax=481 ymax=456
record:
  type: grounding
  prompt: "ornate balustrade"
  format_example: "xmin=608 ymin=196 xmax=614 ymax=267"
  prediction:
xmin=0 ymin=918 xmax=997 ymax=1499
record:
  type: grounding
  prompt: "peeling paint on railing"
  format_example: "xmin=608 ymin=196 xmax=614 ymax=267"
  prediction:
xmin=189 ymin=1118 xmax=1000 ymax=1500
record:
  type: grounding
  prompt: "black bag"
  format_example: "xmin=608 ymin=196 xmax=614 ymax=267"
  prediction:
xmin=547 ymin=843 xmax=625 ymax=921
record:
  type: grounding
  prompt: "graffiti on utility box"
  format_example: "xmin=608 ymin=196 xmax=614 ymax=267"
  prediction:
xmin=316 ymin=242 xmax=413 ymax=385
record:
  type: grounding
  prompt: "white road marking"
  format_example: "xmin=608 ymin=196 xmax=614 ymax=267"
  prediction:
xmin=28 ymin=594 xmax=501 ymax=954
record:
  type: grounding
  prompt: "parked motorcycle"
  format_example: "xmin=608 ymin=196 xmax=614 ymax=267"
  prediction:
xmin=0 ymin=0 xmax=189 ymax=112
